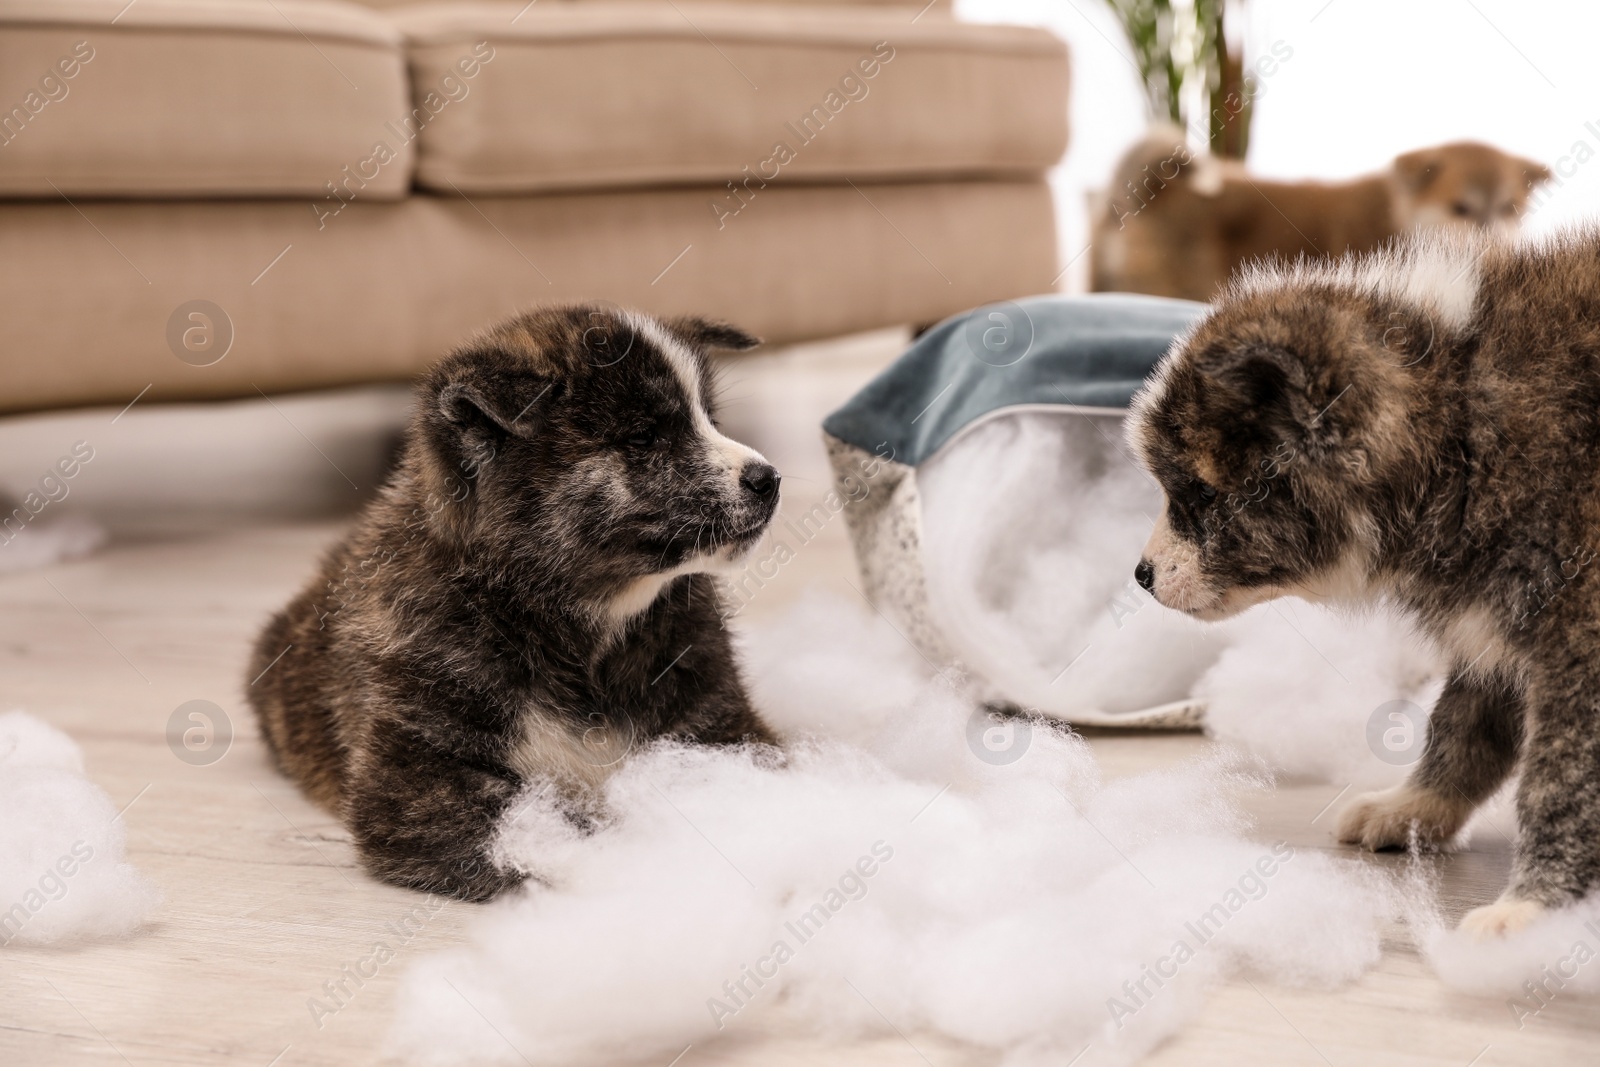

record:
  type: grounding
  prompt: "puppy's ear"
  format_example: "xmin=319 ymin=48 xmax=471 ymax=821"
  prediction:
xmin=435 ymin=365 xmax=558 ymax=463
xmin=1519 ymin=159 xmax=1553 ymax=189
xmin=1392 ymin=149 xmax=1440 ymax=192
xmin=667 ymin=316 xmax=761 ymax=352
xmin=1205 ymin=344 xmax=1323 ymax=448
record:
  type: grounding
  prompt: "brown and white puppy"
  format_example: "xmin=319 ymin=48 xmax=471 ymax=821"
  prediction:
xmin=247 ymin=305 xmax=780 ymax=901
xmin=1127 ymin=228 xmax=1600 ymax=937
xmin=1092 ymin=128 xmax=1552 ymax=301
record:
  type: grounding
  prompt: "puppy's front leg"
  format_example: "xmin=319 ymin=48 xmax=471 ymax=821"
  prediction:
xmin=1463 ymin=684 xmax=1600 ymax=936
xmin=680 ymin=693 xmax=779 ymax=749
xmin=1339 ymin=669 xmax=1522 ymax=850
xmin=649 ymin=622 xmax=779 ymax=750
xmin=346 ymin=720 xmax=527 ymax=902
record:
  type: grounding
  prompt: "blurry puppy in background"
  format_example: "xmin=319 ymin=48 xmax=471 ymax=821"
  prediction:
xmin=1092 ymin=127 xmax=1551 ymax=301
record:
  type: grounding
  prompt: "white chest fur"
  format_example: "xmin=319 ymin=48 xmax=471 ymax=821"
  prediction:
xmin=507 ymin=706 xmax=634 ymax=791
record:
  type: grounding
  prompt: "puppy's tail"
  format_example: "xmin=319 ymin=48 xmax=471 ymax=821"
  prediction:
xmin=1103 ymin=125 xmax=1216 ymax=228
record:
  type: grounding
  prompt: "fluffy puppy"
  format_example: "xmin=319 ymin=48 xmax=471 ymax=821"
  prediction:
xmin=247 ymin=305 xmax=781 ymax=901
xmin=1127 ymin=228 xmax=1600 ymax=936
xmin=1093 ymin=128 xmax=1551 ymax=301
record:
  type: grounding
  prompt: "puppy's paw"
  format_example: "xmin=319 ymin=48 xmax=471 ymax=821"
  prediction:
xmin=1459 ymin=897 xmax=1545 ymax=939
xmin=1336 ymin=784 xmax=1467 ymax=851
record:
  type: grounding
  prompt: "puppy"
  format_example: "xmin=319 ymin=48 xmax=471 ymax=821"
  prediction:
xmin=1126 ymin=228 xmax=1600 ymax=936
xmin=247 ymin=305 xmax=781 ymax=901
xmin=1092 ymin=128 xmax=1551 ymax=301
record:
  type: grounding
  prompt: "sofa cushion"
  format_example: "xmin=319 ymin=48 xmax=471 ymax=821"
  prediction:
xmin=0 ymin=178 xmax=1056 ymax=412
xmin=0 ymin=0 xmax=412 ymax=198
xmin=393 ymin=1 xmax=1068 ymax=194
xmin=357 ymin=0 xmax=944 ymax=9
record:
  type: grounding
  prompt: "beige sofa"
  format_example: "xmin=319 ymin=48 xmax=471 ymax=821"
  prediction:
xmin=0 ymin=0 xmax=1068 ymax=413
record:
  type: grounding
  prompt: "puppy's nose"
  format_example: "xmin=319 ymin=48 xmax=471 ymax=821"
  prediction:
xmin=740 ymin=462 xmax=780 ymax=504
xmin=1134 ymin=559 xmax=1156 ymax=594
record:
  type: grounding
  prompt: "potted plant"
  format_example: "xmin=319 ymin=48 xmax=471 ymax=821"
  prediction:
xmin=1103 ymin=0 xmax=1252 ymax=158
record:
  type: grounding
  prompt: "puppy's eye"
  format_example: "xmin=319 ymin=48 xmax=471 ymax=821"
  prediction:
xmin=1452 ymin=202 xmax=1473 ymax=217
xmin=624 ymin=430 xmax=657 ymax=451
xmin=1196 ymin=482 xmax=1218 ymax=503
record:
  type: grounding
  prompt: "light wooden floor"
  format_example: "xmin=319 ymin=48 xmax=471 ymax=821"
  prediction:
xmin=3 ymin=331 xmax=1597 ymax=1066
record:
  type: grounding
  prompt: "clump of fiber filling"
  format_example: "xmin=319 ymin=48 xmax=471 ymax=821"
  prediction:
xmin=1422 ymin=896 xmax=1600 ymax=1013
xmin=0 ymin=710 xmax=159 ymax=946
xmin=1193 ymin=598 xmax=1446 ymax=788
xmin=387 ymin=596 xmax=1405 ymax=1066
xmin=0 ymin=513 xmax=105 ymax=573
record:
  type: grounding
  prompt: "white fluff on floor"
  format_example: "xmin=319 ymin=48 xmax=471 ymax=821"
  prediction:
xmin=1193 ymin=600 xmax=1446 ymax=789
xmin=0 ymin=513 xmax=107 ymax=573
xmin=0 ymin=711 xmax=158 ymax=946
xmin=388 ymin=596 xmax=1409 ymax=1067
xmin=1423 ymin=897 xmax=1600 ymax=1008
